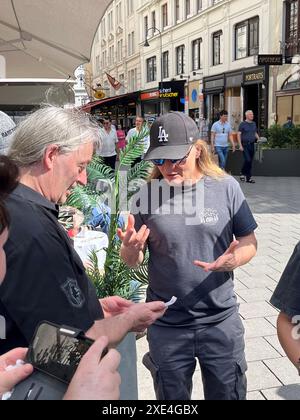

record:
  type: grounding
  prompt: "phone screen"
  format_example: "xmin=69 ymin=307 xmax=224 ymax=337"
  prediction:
xmin=27 ymin=323 xmax=94 ymax=384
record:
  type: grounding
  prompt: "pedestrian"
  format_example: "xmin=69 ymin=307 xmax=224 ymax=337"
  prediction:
xmin=116 ymin=124 xmax=126 ymax=151
xmin=211 ymin=110 xmax=237 ymax=170
xmin=119 ymin=112 xmax=258 ymax=401
xmin=97 ymin=117 xmax=118 ymax=170
xmin=270 ymin=242 xmax=300 ymax=375
xmin=283 ymin=117 xmax=295 ymax=130
xmin=0 ymin=106 xmax=166 ymax=356
xmin=126 ymin=116 xmax=150 ymax=163
xmin=238 ymin=110 xmax=260 ymax=184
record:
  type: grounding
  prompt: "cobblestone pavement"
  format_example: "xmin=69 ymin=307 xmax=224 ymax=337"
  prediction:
xmin=137 ymin=177 xmax=300 ymax=401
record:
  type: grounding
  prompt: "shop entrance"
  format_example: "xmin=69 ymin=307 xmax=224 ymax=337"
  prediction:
xmin=244 ymin=84 xmax=259 ymax=123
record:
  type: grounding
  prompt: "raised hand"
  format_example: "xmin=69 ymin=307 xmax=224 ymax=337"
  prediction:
xmin=118 ymin=215 xmax=150 ymax=267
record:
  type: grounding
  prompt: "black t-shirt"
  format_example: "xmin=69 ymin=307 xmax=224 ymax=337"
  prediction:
xmin=0 ymin=184 xmax=103 ymax=354
xmin=270 ymin=242 xmax=300 ymax=319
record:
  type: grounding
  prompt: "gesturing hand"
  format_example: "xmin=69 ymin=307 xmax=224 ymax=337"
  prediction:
xmin=194 ymin=240 xmax=240 ymax=273
xmin=117 ymin=214 xmax=150 ymax=253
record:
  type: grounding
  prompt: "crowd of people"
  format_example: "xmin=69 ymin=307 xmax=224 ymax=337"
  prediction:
xmin=0 ymin=106 xmax=299 ymax=401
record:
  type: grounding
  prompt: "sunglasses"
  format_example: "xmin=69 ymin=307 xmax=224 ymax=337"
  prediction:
xmin=152 ymin=147 xmax=193 ymax=167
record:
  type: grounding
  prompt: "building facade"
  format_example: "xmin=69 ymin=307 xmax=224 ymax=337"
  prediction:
xmin=89 ymin=0 xmax=298 ymax=131
xmin=269 ymin=0 xmax=300 ymax=126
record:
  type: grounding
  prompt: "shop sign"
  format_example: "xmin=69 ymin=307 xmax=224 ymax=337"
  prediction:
xmin=159 ymin=81 xmax=185 ymax=100
xmin=141 ymin=91 xmax=160 ymax=101
xmin=244 ymin=69 xmax=265 ymax=83
xmin=258 ymin=55 xmax=283 ymax=66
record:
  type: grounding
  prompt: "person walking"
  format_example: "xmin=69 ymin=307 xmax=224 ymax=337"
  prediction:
xmin=211 ymin=110 xmax=236 ymax=170
xmin=126 ymin=116 xmax=150 ymax=163
xmin=118 ymin=112 xmax=258 ymax=401
xmin=238 ymin=111 xmax=259 ymax=184
xmin=98 ymin=118 xmax=118 ymax=170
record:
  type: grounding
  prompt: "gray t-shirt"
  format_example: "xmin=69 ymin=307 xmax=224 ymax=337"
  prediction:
xmin=131 ymin=176 xmax=258 ymax=328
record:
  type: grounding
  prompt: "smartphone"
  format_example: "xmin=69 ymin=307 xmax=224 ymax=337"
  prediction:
xmin=26 ymin=322 xmax=96 ymax=385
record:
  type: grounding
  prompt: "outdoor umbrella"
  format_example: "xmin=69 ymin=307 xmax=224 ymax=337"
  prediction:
xmin=0 ymin=0 xmax=112 ymax=78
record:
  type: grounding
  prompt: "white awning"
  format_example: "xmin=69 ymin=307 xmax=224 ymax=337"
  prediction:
xmin=0 ymin=0 xmax=111 ymax=79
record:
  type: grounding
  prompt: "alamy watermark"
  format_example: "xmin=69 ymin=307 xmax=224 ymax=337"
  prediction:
xmin=96 ymin=171 xmax=206 ymax=226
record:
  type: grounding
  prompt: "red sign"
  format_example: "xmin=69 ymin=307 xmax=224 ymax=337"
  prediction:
xmin=141 ymin=91 xmax=160 ymax=101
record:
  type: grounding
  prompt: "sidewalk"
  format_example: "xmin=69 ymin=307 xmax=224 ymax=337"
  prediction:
xmin=137 ymin=177 xmax=300 ymax=401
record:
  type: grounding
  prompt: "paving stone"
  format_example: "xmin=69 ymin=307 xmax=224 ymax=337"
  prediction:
xmin=261 ymin=385 xmax=300 ymax=400
xmin=245 ymin=338 xmax=282 ymax=362
xmin=243 ymin=318 xmax=277 ymax=339
xmin=264 ymin=358 xmax=300 ymax=386
xmin=237 ymin=275 xmax=278 ymax=290
xmin=240 ymin=302 xmax=279 ymax=320
xmin=247 ymin=391 xmax=266 ymax=401
xmin=265 ymin=316 xmax=278 ymax=328
xmin=247 ymin=361 xmax=282 ymax=392
xmin=237 ymin=288 xmax=273 ymax=303
xmin=264 ymin=336 xmax=286 ymax=357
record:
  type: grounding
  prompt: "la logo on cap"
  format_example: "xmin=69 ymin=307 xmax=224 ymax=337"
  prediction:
xmin=158 ymin=126 xmax=169 ymax=143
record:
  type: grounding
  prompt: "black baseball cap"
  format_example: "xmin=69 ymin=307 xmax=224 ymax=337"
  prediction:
xmin=144 ymin=112 xmax=200 ymax=161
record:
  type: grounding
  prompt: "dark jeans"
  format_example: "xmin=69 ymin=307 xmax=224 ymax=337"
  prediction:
xmin=143 ymin=312 xmax=247 ymax=401
xmin=103 ymin=155 xmax=117 ymax=170
xmin=215 ymin=146 xmax=229 ymax=170
xmin=241 ymin=143 xmax=255 ymax=181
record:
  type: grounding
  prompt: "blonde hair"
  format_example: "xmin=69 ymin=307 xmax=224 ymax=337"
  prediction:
xmin=150 ymin=140 xmax=225 ymax=180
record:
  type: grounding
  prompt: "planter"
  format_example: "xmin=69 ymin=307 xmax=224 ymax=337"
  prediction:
xmin=117 ymin=333 xmax=138 ymax=400
xmin=226 ymin=149 xmax=300 ymax=177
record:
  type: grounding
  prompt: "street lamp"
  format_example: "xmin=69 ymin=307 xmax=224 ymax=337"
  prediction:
xmin=144 ymin=27 xmax=164 ymax=115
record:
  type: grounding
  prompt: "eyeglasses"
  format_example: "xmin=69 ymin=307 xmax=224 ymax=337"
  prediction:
xmin=152 ymin=147 xmax=193 ymax=167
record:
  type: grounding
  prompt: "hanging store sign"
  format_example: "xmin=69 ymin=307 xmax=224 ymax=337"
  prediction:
xmin=159 ymin=81 xmax=185 ymax=100
xmin=258 ymin=55 xmax=283 ymax=66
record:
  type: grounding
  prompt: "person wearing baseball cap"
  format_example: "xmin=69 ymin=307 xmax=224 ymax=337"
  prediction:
xmin=0 ymin=112 xmax=16 ymax=156
xmin=119 ymin=112 xmax=258 ymax=401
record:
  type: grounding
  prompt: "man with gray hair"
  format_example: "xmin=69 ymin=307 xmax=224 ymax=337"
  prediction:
xmin=238 ymin=110 xmax=259 ymax=184
xmin=0 ymin=105 xmax=166 ymax=355
xmin=0 ymin=111 xmax=16 ymax=155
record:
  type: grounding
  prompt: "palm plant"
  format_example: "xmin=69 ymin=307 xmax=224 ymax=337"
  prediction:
xmin=67 ymin=125 xmax=152 ymax=300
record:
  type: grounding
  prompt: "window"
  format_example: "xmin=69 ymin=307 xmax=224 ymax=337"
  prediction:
xmin=152 ymin=11 xmax=156 ymax=35
xmin=162 ymin=51 xmax=169 ymax=79
xmin=197 ymin=0 xmax=202 ymax=12
xmin=176 ymin=45 xmax=185 ymax=75
xmin=213 ymin=31 xmax=223 ymax=66
xmin=235 ymin=17 xmax=259 ymax=60
xmin=285 ymin=0 xmax=300 ymax=59
xmin=147 ymin=57 xmax=157 ymax=82
xmin=128 ymin=31 xmax=135 ymax=55
xmin=117 ymin=39 xmax=123 ymax=61
xmin=162 ymin=3 xmax=168 ymax=29
xmin=144 ymin=16 xmax=149 ymax=41
xmin=127 ymin=0 xmax=133 ymax=16
xmin=95 ymin=55 xmax=100 ymax=74
xmin=175 ymin=0 xmax=180 ymax=22
xmin=128 ymin=68 xmax=137 ymax=91
xmin=185 ymin=0 xmax=191 ymax=18
xmin=192 ymin=38 xmax=202 ymax=71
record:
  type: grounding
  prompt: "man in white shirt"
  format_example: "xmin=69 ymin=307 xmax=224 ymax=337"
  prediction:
xmin=98 ymin=118 xmax=118 ymax=169
xmin=126 ymin=117 xmax=150 ymax=162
